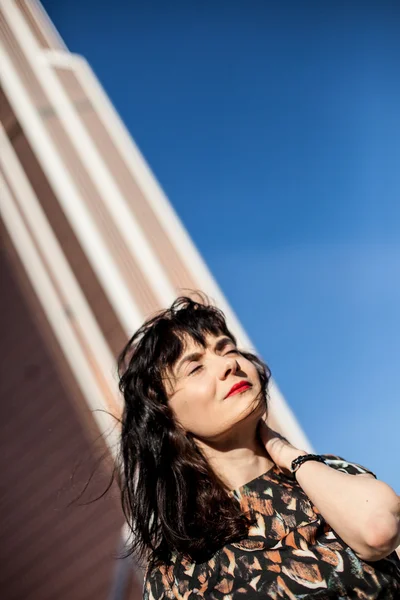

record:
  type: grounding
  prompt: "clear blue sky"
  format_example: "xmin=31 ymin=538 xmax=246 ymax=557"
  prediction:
xmin=43 ymin=0 xmax=400 ymax=491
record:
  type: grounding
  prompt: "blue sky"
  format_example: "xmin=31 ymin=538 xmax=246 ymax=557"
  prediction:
xmin=43 ymin=0 xmax=400 ymax=490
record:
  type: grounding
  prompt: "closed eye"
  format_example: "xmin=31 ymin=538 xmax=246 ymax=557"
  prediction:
xmin=189 ymin=349 xmax=238 ymax=375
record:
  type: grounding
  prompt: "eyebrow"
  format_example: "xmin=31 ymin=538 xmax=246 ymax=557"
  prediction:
xmin=175 ymin=336 xmax=235 ymax=374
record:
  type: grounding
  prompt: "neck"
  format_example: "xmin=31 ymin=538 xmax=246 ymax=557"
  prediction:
xmin=195 ymin=422 xmax=275 ymax=490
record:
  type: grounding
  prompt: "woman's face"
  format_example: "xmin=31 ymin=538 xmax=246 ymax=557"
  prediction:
xmin=166 ymin=333 xmax=265 ymax=442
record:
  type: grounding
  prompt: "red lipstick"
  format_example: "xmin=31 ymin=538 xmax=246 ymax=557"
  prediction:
xmin=225 ymin=380 xmax=252 ymax=398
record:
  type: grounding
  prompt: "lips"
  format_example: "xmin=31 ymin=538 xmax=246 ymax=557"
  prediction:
xmin=225 ymin=380 xmax=252 ymax=398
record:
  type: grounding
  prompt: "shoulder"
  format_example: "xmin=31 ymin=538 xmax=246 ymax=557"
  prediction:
xmin=321 ymin=454 xmax=377 ymax=478
xmin=143 ymin=552 xmax=221 ymax=599
xmin=143 ymin=561 xmax=176 ymax=600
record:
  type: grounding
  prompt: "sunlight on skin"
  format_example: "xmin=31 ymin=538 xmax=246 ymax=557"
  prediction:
xmin=164 ymin=333 xmax=275 ymax=490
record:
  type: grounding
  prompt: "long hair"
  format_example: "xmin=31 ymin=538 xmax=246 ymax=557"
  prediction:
xmin=117 ymin=294 xmax=271 ymax=567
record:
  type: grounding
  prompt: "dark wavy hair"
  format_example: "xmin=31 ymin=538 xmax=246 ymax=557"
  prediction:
xmin=117 ymin=294 xmax=271 ymax=567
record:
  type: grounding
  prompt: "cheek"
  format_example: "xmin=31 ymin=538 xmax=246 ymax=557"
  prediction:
xmin=169 ymin=379 xmax=215 ymax=427
xmin=244 ymin=360 xmax=261 ymax=388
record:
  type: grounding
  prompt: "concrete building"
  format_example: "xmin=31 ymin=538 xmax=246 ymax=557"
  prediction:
xmin=0 ymin=1 xmax=312 ymax=598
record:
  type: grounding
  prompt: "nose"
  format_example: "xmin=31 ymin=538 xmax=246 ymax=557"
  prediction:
xmin=219 ymin=356 xmax=239 ymax=380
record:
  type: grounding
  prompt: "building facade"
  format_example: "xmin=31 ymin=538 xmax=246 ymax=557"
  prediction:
xmin=0 ymin=1 xmax=312 ymax=598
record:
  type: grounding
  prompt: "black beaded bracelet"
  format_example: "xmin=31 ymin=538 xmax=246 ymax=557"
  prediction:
xmin=290 ymin=454 xmax=327 ymax=477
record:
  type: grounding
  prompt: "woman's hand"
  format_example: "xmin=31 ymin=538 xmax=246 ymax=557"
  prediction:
xmin=258 ymin=419 xmax=307 ymax=475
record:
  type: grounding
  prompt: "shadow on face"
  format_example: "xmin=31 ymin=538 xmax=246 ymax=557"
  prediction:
xmin=165 ymin=333 xmax=267 ymax=448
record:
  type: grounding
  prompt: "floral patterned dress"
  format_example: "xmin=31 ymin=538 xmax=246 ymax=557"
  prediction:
xmin=143 ymin=455 xmax=400 ymax=599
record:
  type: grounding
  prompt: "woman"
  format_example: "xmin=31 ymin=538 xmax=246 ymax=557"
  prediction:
xmin=117 ymin=295 xmax=400 ymax=599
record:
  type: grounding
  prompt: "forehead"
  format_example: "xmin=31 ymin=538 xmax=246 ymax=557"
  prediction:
xmin=178 ymin=331 xmax=229 ymax=353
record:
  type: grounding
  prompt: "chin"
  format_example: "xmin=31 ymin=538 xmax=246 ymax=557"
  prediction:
xmin=236 ymin=392 xmax=265 ymax=424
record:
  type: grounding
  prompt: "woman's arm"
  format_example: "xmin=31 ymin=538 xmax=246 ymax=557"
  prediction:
xmin=294 ymin=458 xmax=400 ymax=561
xmin=260 ymin=424 xmax=400 ymax=562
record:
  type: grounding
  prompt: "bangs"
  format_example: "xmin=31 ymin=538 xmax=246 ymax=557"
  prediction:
xmin=150 ymin=305 xmax=235 ymax=375
xmin=118 ymin=296 xmax=239 ymax=397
